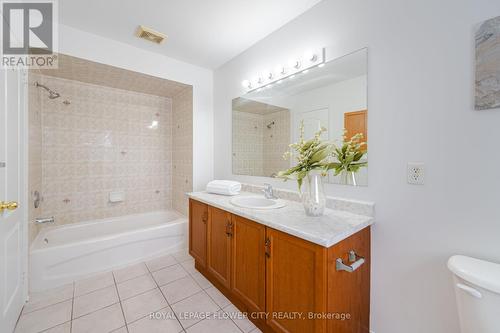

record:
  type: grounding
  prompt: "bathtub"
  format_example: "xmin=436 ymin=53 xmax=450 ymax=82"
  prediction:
xmin=30 ymin=210 xmax=187 ymax=292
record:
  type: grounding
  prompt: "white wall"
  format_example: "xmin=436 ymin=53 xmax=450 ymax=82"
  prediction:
xmin=213 ymin=0 xmax=500 ymax=332
xmin=58 ymin=24 xmax=214 ymax=192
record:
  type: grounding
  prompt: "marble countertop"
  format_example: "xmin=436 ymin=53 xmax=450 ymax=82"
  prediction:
xmin=187 ymin=191 xmax=374 ymax=248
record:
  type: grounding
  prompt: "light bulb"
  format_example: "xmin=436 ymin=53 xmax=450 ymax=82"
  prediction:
xmin=275 ymin=65 xmax=286 ymax=76
xmin=288 ymin=59 xmax=300 ymax=69
xmin=305 ymin=51 xmax=317 ymax=62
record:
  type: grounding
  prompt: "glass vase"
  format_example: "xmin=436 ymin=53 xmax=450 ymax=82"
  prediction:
xmin=340 ymin=170 xmax=357 ymax=186
xmin=301 ymin=172 xmax=326 ymax=217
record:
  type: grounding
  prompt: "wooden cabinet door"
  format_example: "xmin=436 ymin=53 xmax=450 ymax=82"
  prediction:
xmin=207 ymin=206 xmax=232 ymax=288
xmin=266 ymin=228 xmax=327 ymax=333
xmin=327 ymin=227 xmax=371 ymax=333
xmin=231 ymin=215 xmax=266 ymax=313
xmin=189 ymin=199 xmax=207 ymax=268
xmin=344 ymin=110 xmax=367 ymax=150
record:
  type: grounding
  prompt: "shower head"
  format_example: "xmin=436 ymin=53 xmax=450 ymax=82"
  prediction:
xmin=35 ymin=81 xmax=60 ymax=99
xmin=266 ymin=121 xmax=275 ymax=129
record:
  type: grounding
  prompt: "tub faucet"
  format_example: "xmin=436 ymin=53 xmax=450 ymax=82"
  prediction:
xmin=35 ymin=217 xmax=54 ymax=224
xmin=262 ymin=183 xmax=277 ymax=199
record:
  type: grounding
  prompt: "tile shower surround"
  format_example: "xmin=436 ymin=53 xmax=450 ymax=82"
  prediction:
xmin=28 ymin=73 xmax=193 ymax=240
xmin=232 ymin=110 xmax=290 ymax=177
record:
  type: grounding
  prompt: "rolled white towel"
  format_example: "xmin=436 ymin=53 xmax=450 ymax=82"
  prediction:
xmin=206 ymin=180 xmax=241 ymax=196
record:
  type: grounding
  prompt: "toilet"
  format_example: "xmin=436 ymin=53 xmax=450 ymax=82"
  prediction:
xmin=448 ymin=255 xmax=500 ymax=333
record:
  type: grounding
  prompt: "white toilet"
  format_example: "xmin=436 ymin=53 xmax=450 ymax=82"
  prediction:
xmin=448 ymin=255 xmax=500 ymax=333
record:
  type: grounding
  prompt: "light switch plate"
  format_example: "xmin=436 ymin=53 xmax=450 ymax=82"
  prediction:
xmin=407 ymin=162 xmax=425 ymax=185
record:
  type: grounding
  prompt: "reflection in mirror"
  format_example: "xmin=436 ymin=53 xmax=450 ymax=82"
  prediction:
xmin=232 ymin=48 xmax=367 ymax=186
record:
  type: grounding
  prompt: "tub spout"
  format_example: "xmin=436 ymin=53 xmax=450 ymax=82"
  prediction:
xmin=35 ymin=217 xmax=54 ymax=224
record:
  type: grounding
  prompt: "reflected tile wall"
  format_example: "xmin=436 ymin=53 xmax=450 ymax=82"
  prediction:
xmin=232 ymin=110 xmax=290 ymax=177
xmin=263 ymin=110 xmax=290 ymax=177
xmin=38 ymin=75 xmax=173 ymax=227
xmin=232 ymin=111 xmax=264 ymax=176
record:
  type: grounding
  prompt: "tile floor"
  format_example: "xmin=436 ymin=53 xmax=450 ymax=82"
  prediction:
xmin=15 ymin=251 xmax=262 ymax=333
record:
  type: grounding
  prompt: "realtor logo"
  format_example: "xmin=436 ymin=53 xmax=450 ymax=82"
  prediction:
xmin=1 ymin=0 xmax=58 ymax=68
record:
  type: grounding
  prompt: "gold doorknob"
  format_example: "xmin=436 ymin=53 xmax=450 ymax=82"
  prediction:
xmin=0 ymin=201 xmax=18 ymax=213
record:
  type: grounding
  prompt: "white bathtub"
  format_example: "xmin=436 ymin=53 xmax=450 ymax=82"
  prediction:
xmin=30 ymin=210 xmax=187 ymax=292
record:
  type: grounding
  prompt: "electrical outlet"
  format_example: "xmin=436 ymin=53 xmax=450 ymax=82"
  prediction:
xmin=407 ymin=162 xmax=425 ymax=185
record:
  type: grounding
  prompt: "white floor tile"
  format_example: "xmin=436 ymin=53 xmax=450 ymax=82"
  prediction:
xmin=110 ymin=327 xmax=127 ymax=333
xmin=145 ymin=255 xmax=178 ymax=272
xmin=179 ymin=259 xmax=196 ymax=274
xmin=73 ymin=285 xmax=119 ymax=318
xmin=186 ymin=314 xmax=242 ymax=333
xmin=205 ymin=286 xmax=231 ymax=308
xmin=160 ymin=275 xmax=202 ymax=304
xmin=171 ymin=291 xmax=219 ymax=329
xmin=15 ymin=300 xmax=72 ymax=333
xmin=71 ymin=303 xmax=125 ymax=333
xmin=116 ymin=273 xmax=156 ymax=300
xmin=121 ymin=288 xmax=168 ymax=324
xmin=74 ymin=272 xmax=114 ymax=297
xmin=40 ymin=321 xmax=71 ymax=333
xmin=190 ymin=271 xmax=213 ymax=289
xmin=23 ymin=283 xmax=74 ymax=314
xmin=172 ymin=251 xmax=193 ymax=263
xmin=113 ymin=262 xmax=149 ymax=283
xmin=223 ymin=304 xmax=257 ymax=333
xmin=152 ymin=264 xmax=188 ymax=286
xmin=128 ymin=307 xmax=183 ymax=333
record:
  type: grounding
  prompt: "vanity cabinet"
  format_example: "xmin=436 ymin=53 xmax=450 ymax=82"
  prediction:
xmin=189 ymin=198 xmax=370 ymax=333
xmin=231 ymin=215 xmax=266 ymax=313
xmin=188 ymin=200 xmax=208 ymax=268
xmin=266 ymin=228 xmax=327 ymax=333
xmin=207 ymin=206 xmax=232 ymax=288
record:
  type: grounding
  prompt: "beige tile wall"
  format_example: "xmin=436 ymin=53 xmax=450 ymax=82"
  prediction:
xmin=232 ymin=111 xmax=264 ymax=176
xmin=171 ymin=87 xmax=193 ymax=215
xmin=232 ymin=110 xmax=290 ymax=177
xmin=263 ymin=110 xmax=290 ymax=177
xmin=34 ymin=74 xmax=175 ymax=229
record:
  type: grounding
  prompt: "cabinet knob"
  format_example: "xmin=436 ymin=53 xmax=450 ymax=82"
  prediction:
xmin=202 ymin=212 xmax=208 ymax=223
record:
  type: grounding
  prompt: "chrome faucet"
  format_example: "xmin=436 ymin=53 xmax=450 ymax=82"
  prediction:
xmin=262 ymin=183 xmax=277 ymax=199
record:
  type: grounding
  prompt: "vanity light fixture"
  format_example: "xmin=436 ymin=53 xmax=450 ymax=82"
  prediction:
xmin=242 ymin=47 xmax=325 ymax=92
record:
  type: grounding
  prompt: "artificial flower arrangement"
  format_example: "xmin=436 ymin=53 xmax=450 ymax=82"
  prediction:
xmin=277 ymin=121 xmax=367 ymax=189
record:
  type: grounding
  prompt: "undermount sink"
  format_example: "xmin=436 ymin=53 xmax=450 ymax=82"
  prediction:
xmin=230 ymin=196 xmax=286 ymax=210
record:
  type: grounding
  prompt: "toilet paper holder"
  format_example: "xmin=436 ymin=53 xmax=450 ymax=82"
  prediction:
xmin=336 ymin=250 xmax=365 ymax=273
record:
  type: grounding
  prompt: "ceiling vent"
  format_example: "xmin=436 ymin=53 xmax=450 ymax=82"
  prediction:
xmin=136 ymin=25 xmax=167 ymax=44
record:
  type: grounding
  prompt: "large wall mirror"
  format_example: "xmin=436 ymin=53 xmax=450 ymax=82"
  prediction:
xmin=232 ymin=48 xmax=368 ymax=186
